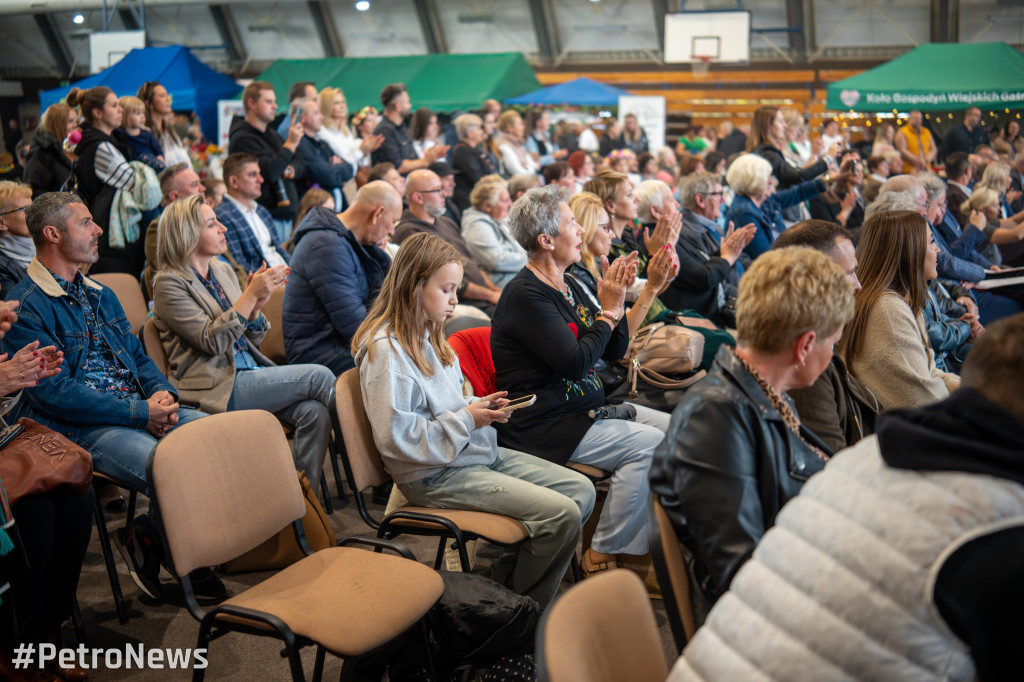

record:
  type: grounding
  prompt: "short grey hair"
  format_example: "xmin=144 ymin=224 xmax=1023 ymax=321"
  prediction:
xmin=635 ymin=180 xmax=670 ymax=223
xmin=509 ymin=185 xmax=571 ymax=254
xmin=455 ymin=113 xmax=482 ymax=140
xmin=679 ymin=171 xmax=721 ymax=211
xmin=864 ymin=190 xmax=917 ymax=221
xmin=26 ymin=192 xmax=84 ymax=246
xmin=917 ymin=173 xmax=946 ymax=203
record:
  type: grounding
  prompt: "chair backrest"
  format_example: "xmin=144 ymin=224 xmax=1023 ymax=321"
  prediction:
xmin=649 ymin=496 xmax=698 ymax=652
xmin=538 ymin=569 xmax=668 ymax=682
xmin=448 ymin=326 xmax=496 ymax=398
xmin=140 ymin=317 xmax=168 ymax=377
xmin=149 ymin=410 xmax=305 ymax=577
xmin=334 ymin=369 xmax=390 ymax=493
xmin=259 ymin=285 xmax=287 ymax=363
xmin=91 ymin=273 xmax=149 ymax=334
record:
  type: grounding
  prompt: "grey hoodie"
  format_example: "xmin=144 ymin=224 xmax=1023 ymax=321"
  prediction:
xmin=354 ymin=327 xmax=498 ymax=484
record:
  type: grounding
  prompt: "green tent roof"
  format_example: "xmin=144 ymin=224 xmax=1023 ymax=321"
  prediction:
xmin=251 ymin=52 xmax=541 ymax=114
xmin=827 ymin=42 xmax=1024 ymax=112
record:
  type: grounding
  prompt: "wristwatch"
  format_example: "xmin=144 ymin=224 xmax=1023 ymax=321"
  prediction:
xmin=598 ymin=309 xmax=620 ymax=325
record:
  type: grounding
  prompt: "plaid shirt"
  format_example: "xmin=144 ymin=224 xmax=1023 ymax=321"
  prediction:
xmin=215 ymin=195 xmax=290 ymax=275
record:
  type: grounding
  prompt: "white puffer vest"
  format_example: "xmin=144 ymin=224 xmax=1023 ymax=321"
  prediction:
xmin=670 ymin=435 xmax=1024 ymax=682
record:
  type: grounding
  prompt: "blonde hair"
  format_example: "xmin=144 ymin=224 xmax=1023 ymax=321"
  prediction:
xmin=736 ymin=246 xmax=854 ymax=354
xmin=319 ymin=87 xmax=350 ymax=136
xmin=118 ymin=96 xmax=146 ymax=128
xmin=40 ymin=103 xmax=74 ymax=141
xmin=725 ymin=153 xmax=772 ymax=197
xmin=0 ymin=180 xmax=32 ymax=209
xmin=469 ymin=174 xmax=506 ymax=210
xmin=976 ymin=162 xmax=1010 ymax=195
xmin=582 ymin=167 xmax=629 ymax=209
xmin=961 ymin=187 xmax=999 ymax=215
xmin=155 ymin=194 xmax=206 ymax=275
xmin=455 ymin=113 xmax=483 ymax=140
xmin=352 ymin=232 xmax=464 ymax=376
xmin=568 ymin=192 xmax=605 ymax=279
xmin=497 ymin=110 xmax=522 ymax=135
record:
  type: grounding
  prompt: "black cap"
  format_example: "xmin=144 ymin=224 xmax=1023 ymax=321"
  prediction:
xmin=429 ymin=161 xmax=458 ymax=177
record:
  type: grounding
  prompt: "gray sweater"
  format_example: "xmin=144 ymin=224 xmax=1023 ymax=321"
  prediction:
xmin=354 ymin=327 xmax=498 ymax=483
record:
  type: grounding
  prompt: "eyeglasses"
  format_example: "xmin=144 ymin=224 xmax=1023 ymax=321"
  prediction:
xmin=417 ymin=188 xmax=444 ymax=195
xmin=702 ymin=191 xmax=725 ymax=198
xmin=0 ymin=205 xmax=28 ymax=218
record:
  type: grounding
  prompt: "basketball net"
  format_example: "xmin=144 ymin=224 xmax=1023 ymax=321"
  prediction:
xmin=691 ymin=55 xmax=712 ymax=78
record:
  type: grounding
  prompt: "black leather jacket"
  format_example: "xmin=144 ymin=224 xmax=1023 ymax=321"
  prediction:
xmin=650 ymin=346 xmax=831 ymax=624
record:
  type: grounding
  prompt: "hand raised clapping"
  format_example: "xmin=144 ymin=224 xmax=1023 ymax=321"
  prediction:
xmin=0 ymin=340 xmax=64 ymax=396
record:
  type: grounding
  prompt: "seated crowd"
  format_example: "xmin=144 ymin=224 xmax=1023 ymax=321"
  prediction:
xmin=3 ymin=77 xmax=1024 ymax=682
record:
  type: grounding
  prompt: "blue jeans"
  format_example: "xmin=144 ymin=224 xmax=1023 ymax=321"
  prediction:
xmin=570 ymin=403 xmax=669 ymax=556
xmin=228 ymin=364 xmax=334 ymax=478
xmin=400 ymin=447 xmax=595 ymax=607
xmin=80 ymin=407 xmax=207 ymax=495
xmin=271 ymin=218 xmax=293 ymax=246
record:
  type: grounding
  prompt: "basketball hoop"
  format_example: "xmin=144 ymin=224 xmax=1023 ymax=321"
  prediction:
xmin=691 ymin=55 xmax=712 ymax=78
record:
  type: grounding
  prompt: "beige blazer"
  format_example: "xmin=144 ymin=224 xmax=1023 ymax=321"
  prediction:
xmin=846 ymin=292 xmax=959 ymax=411
xmin=152 ymin=258 xmax=273 ymax=414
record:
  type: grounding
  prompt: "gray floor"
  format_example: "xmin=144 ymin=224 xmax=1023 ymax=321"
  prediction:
xmin=70 ymin=468 xmax=679 ymax=681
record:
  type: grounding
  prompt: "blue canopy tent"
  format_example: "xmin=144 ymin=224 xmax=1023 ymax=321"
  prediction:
xmin=504 ymin=77 xmax=631 ymax=106
xmin=40 ymin=46 xmax=240 ymax=143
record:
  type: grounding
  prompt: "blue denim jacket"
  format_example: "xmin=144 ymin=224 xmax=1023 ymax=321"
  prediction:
xmin=2 ymin=258 xmax=175 ymax=441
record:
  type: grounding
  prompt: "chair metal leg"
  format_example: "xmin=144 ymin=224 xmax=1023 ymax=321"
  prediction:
xmin=319 ymin=472 xmax=334 ymax=514
xmin=71 ymin=598 xmax=88 ymax=647
xmin=432 ymin=538 xmax=446 ymax=570
xmin=327 ymin=435 xmax=346 ymax=501
xmin=92 ymin=486 xmax=129 ymax=625
xmin=192 ymin=622 xmax=213 ymax=682
xmin=284 ymin=641 xmax=306 ymax=682
xmin=312 ymin=646 xmax=326 ymax=682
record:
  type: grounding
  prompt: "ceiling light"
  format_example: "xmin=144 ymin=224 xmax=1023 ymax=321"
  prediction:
xmin=355 ymin=1 xmax=370 ymax=10
xmin=73 ymin=13 xmax=85 ymax=23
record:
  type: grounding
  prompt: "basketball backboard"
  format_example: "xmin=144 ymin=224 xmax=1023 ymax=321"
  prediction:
xmin=663 ymin=10 xmax=751 ymax=64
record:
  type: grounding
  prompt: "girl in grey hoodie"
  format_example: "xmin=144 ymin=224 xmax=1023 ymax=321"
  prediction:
xmin=352 ymin=232 xmax=594 ymax=607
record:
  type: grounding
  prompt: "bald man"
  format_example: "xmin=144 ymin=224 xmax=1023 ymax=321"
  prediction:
xmin=395 ymin=169 xmax=502 ymax=311
xmin=283 ymin=180 xmax=402 ymax=374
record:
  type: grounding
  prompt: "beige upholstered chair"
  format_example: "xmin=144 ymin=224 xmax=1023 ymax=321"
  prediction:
xmin=537 ymin=569 xmax=669 ymax=682
xmin=331 ymin=369 xmax=529 ymax=572
xmin=649 ymin=496 xmax=698 ymax=652
xmin=139 ymin=317 xmax=168 ymax=377
xmin=148 ymin=410 xmax=444 ymax=681
xmin=91 ymin=272 xmax=149 ymax=334
xmin=258 ymin=285 xmax=287 ymax=363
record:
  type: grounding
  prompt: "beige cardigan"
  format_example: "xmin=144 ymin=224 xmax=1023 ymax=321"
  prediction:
xmin=846 ymin=292 xmax=959 ymax=411
xmin=152 ymin=258 xmax=273 ymax=414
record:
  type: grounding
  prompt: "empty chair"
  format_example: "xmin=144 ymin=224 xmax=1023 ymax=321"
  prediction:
xmin=537 ymin=569 xmax=668 ymax=682
xmin=147 ymin=409 xmax=444 ymax=681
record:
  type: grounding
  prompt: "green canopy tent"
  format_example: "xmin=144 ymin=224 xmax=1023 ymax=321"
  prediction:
xmin=826 ymin=42 xmax=1024 ymax=112
xmin=251 ymin=52 xmax=541 ymax=113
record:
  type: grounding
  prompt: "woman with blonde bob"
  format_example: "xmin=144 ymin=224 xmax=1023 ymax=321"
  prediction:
xmin=152 ymin=194 xmax=335 ymax=478
xmin=461 ymin=174 xmax=525 ymax=288
xmin=651 ymin=246 xmax=854 ymax=623
xmin=839 ymin=210 xmax=960 ymax=410
xmin=352 ymin=232 xmax=594 ymax=607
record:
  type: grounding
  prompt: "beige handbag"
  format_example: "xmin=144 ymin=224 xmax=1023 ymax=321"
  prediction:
xmin=620 ymin=323 xmax=707 ymax=397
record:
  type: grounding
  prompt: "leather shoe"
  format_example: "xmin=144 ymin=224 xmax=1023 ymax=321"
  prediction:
xmin=581 ymin=549 xmax=617 ymax=578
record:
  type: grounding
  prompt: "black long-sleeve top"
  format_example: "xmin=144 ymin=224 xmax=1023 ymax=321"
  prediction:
xmin=492 ymin=267 xmax=628 ymax=464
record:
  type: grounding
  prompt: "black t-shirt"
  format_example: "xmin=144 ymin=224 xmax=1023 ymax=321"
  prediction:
xmin=371 ymin=116 xmax=417 ymax=169
xmin=491 ymin=268 xmax=628 ymax=464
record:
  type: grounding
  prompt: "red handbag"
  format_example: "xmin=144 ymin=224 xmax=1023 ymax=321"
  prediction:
xmin=0 ymin=418 xmax=93 ymax=506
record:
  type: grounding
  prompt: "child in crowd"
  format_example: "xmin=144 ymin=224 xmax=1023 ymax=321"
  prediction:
xmin=117 ymin=95 xmax=165 ymax=172
xmin=201 ymin=177 xmax=226 ymax=208
xmin=352 ymin=232 xmax=594 ymax=607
